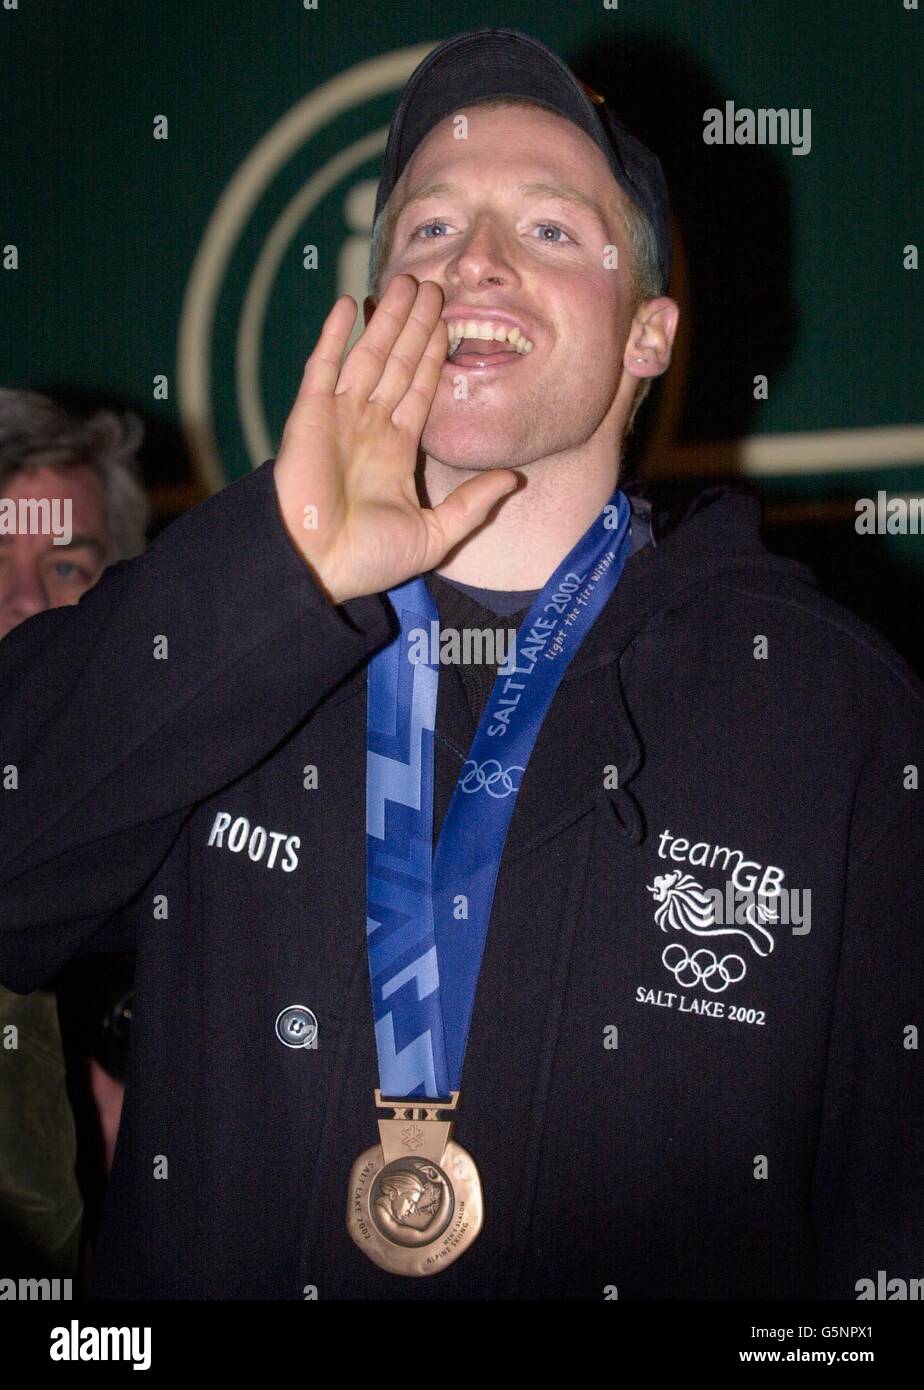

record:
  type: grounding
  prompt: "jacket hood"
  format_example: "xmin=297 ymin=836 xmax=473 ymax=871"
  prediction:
xmin=561 ymin=484 xmax=818 ymax=683
xmin=489 ymin=485 xmax=821 ymax=863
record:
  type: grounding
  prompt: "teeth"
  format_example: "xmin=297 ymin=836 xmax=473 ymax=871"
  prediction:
xmin=444 ymin=319 xmax=535 ymax=359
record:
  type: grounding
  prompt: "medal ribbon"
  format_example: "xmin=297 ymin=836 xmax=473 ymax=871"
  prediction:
xmin=365 ymin=488 xmax=632 ymax=1099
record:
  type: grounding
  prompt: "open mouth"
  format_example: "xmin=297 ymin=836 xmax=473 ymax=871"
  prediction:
xmin=443 ymin=318 xmax=535 ymax=371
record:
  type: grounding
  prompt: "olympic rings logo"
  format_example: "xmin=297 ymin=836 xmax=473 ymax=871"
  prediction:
xmin=459 ymin=759 xmax=525 ymax=798
xmin=661 ymin=943 xmax=747 ymax=993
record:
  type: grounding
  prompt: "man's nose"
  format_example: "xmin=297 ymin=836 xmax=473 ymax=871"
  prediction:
xmin=448 ymin=218 xmax=518 ymax=289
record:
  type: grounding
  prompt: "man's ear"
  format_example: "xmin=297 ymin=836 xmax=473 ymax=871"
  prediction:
xmin=363 ymin=295 xmax=378 ymax=329
xmin=623 ymin=297 xmax=680 ymax=379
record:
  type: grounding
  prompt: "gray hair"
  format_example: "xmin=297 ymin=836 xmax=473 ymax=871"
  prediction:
xmin=0 ymin=388 xmax=149 ymax=561
xmin=366 ymin=97 xmax=665 ymax=431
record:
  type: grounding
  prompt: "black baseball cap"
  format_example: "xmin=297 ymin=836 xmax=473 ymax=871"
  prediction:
xmin=374 ymin=27 xmax=672 ymax=292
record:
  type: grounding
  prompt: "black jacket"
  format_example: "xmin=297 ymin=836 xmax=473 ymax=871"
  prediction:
xmin=1 ymin=458 xmax=921 ymax=1300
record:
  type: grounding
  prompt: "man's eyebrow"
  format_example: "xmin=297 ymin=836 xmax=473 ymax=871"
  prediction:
xmin=514 ymin=182 xmax=613 ymax=233
xmin=51 ymin=535 xmax=106 ymax=556
xmin=397 ymin=179 xmax=614 ymax=234
xmin=0 ymin=534 xmax=105 ymax=555
xmin=399 ymin=180 xmax=460 ymax=211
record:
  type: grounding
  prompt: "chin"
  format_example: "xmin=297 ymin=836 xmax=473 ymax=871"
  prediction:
xmin=422 ymin=403 xmax=536 ymax=472
xmin=421 ymin=415 xmax=529 ymax=471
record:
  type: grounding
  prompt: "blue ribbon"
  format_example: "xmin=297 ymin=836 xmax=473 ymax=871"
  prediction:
xmin=366 ymin=488 xmax=632 ymax=1099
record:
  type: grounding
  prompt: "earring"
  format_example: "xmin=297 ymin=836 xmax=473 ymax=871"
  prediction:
xmin=635 ymin=356 xmax=648 ymax=364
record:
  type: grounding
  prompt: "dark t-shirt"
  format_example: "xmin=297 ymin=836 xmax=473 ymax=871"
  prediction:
xmin=425 ymin=501 xmax=653 ymax=723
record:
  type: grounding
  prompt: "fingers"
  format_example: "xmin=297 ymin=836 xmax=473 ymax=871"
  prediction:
xmin=368 ymin=281 xmax=445 ymax=413
xmin=336 ymin=275 xmax=440 ymax=399
xmin=389 ymin=314 xmax=448 ymax=438
xmin=422 ymin=471 xmax=519 ymax=570
xmin=300 ymin=295 xmax=357 ymax=397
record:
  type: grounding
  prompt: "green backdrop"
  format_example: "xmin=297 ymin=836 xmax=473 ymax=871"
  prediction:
xmin=1 ymin=0 xmax=921 ymax=658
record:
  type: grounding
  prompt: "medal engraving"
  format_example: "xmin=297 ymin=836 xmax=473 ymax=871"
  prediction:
xmin=370 ymin=1157 xmax=453 ymax=1245
xmin=347 ymin=1090 xmax=483 ymax=1276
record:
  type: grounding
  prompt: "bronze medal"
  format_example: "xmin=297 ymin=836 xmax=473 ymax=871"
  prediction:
xmin=347 ymin=1090 xmax=483 ymax=1276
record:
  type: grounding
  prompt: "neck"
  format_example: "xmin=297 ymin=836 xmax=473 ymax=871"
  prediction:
xmin=425 ymin=440 xmax=623 ymax=589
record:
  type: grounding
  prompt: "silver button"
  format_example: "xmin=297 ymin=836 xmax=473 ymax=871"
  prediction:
xmin=275 ymin=1005 xmax=319 ymax=1049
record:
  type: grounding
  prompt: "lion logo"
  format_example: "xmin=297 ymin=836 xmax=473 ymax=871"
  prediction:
xmin=646 ymin=870 xmax=776 ymax=956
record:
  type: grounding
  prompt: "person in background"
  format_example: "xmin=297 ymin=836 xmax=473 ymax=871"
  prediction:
xmin=0 ymin=388 xmax=148 ymax=1280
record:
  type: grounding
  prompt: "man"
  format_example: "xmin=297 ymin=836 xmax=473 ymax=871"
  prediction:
xmin=0 ymin=30 xmax=921 ymax=1300
xmin=0 ymin=388 xmax=147 ymax=1276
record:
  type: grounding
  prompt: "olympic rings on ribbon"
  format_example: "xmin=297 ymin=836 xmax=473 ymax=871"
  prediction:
xmin=661 ymin=942 xmax=747 ymax=993
xmin=458 ymin=759 xmax=525 ymax=798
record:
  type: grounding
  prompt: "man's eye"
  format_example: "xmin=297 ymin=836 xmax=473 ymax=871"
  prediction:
xmin=534 ymin=223 xmax=573 ymax=243
xmin=50 ymin=561 xmax=87 ymax=581
xmin=413 ymin=220 xmax=451 ymax=240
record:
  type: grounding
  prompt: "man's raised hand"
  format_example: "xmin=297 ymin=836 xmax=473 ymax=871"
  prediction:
xmin=274 ymin=275 xmax=518 ymax=604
